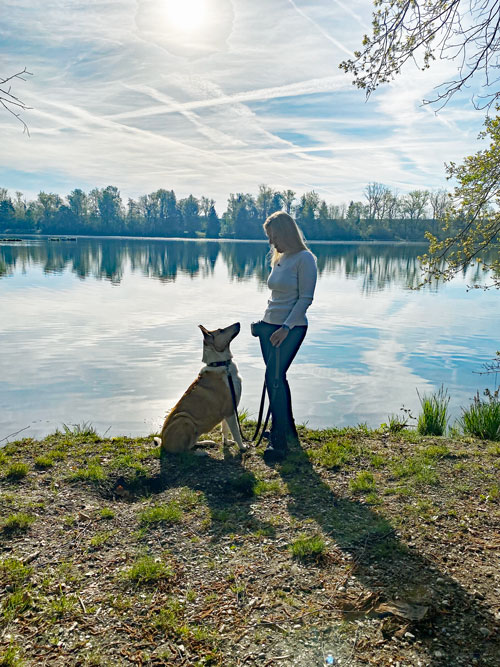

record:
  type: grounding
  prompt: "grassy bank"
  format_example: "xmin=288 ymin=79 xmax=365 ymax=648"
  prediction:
xmin=0 ymin=423 xmax=499 ymax=666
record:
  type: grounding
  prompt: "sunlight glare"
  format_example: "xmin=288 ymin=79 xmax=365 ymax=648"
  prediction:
xmin=163 ymin=0 xmax=207 ymax=33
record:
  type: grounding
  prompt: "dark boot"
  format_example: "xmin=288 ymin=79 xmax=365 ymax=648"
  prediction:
xmin=263 ymin=428 xmax=288 ymax=463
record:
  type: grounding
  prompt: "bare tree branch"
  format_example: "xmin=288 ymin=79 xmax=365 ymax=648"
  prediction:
xmin=0 ymin=67 xmax=33 ymax=135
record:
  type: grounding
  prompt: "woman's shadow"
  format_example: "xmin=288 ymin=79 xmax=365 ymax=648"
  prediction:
xmin=273 ymin=440 xmax=498 ymax=666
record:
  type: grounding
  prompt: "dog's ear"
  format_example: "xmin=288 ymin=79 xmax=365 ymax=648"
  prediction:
xmin=199 ymin=325 xmax=213 ymax=340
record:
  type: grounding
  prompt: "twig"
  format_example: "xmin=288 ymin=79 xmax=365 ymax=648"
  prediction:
xmin=264 ymin=656 xmax=291 ymax=666
xmin=24 ymin=550 xmax=40 ymax=564
xmin=0 ymin=424 xmax=30 ymax=443
xmin=0 ymin=67 xmax=33 ymax=135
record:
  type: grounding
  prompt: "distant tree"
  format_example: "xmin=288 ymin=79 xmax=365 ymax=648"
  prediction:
xmin=223 ymin=193 xmax=260 ymax=238
xmin=429 ymin=189 xmax=448 ymax=221
xmin=205 ymin=204 xmax=220 ymax=238
xmin=36 ymin=192 xmax=63 ymax=231
xmin=281 ymin=189 xmax=296 ymax=214
xmin=199 ymin=196 xmax=214 ymax=219
xmin=296 ymin=191 xmax=321 ymax=238
xmin=67 ymin=189 xmax=89 ymax=223
xmin=328 ymin=203 xmax=346 ymax=220
xmin=0 ymin=198 xmax=15 ymax=229
xmin=270 ymin=191 xmax=283 ymax=216
xmin=402 ymin=190 xmax=429 ymax=221
xmin=160 ymin=189 xmax=182 ymax=236
xmin=256 ymin=184 xmax=274 ymax=221
xmin=346 ymin=200 xmax=366 ymax=238
xmin=383 ymin=189 xmax=400 ymax=223
xmin=179 ymin=195 xmax=200 ymax=236
xmin=126 ymin=198 xmax=143 ymax=234
xmin=97 ymin=186 xmax=124 ymax=233
xmin=365 ymin=182 xmax=390 ymax=221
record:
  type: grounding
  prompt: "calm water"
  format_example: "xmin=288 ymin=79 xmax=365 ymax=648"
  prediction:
xmin=0 ymin=236 xmax=498 ymax=442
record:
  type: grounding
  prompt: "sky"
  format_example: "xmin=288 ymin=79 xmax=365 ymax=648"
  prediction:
xmin=0 ymin=0 xmax=489 ymax=211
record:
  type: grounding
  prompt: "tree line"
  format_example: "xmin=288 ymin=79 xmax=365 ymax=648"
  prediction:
xmin=0 ymin=183 xmax=455 ymax=242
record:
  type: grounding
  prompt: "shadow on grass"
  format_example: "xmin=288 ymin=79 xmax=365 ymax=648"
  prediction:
xmin=101 ymin=445 xmax=274 ymax=538
xmin=274 ymin=441 xmax=499 ymax=666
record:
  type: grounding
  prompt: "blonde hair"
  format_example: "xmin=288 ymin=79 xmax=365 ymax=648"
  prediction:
xmin=263 ymin=211 xmax=308 ymax=266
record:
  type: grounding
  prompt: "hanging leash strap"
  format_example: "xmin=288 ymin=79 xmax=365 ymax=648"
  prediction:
xmin=252 ymin=345 xmax=280 ymax=446
xmin=251 ymin=382 xmax=267 ymax=442
xmin=207 ymin=359 xmax=246 ymax=442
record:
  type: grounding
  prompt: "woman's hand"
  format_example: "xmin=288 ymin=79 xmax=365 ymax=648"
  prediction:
xmin=270 ymin=326 xmax=289 ymax=347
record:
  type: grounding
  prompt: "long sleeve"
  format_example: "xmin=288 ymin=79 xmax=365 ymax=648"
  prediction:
xmin=283 ymin=251 xmax=317 ymax=329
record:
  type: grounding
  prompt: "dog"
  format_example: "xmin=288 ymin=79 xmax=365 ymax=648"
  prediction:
xmin=154 ymin=322 xmax=247 ymax=455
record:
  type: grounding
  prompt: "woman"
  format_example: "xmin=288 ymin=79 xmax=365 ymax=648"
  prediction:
xmin=254 ymin=211 xmax=317 ymax=461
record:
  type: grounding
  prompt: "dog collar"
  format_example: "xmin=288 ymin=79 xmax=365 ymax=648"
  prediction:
xmin=206 ymin=360 xmax=232 ymax=368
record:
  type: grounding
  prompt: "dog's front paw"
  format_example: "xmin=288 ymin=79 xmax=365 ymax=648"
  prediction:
xmin=197 ymin=440 xmax=217 ymax=448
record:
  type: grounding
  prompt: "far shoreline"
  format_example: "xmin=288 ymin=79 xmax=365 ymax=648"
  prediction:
xmin=0 ymin=233 xmax=429 ymax=246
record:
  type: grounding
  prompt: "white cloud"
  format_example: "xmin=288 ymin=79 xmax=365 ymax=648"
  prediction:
xmin=0 ymin=0 xmax=488 ymax=207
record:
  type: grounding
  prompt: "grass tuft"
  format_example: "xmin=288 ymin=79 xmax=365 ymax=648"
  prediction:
xmin=139 ymin=502 xmax=183 ymax=526
xmin=383 ymin=413 xmax=409 ymax=433
xmin=62 ymin=421 xmax=98 ymax=437
xmin=254 ymin=479 xmax=284 ymax=496
xmin=5 ymin=462 xmax=29 ymax=480
xmin=89 ymin=530 xmax=116 ymax=549
xmin=34 ymin=455 xmax=54 ymax=469
xmin=70 ymin=463 xmax=106 ymax=483
xmin=417 ymin=386 xmax=449 ymax=436
xmin=289 ymin=533 xmax=327 ymax=561
xmin=2 ymin=513 xmax=35 ymax=534
xmin=224 ymin=472 xmax=256 ymax=497
xmin=349 ymin=470 xmax=376 ymax=493
xmin=459 ymin=390 xmax=500 ymax=441
xmin=0 ymin=558 xmax=32 ymax=587
xmin=0 ymin=643 xmax=23 ymax=667
xmin=124 ymin=555 xmax=173 ymax=585
xmin=307 ymin=437 xmax=356 ymax=469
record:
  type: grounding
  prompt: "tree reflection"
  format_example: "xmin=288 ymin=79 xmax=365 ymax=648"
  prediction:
xmin=0 ymin=238 xmax=495 ymax=291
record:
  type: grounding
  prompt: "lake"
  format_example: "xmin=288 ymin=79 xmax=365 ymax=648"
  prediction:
xmin=1 ymin=236 xmax=498 ymax=442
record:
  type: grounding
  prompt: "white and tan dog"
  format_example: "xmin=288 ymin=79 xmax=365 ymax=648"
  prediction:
xmin=154 ymin=322 xmax=247 ymax=455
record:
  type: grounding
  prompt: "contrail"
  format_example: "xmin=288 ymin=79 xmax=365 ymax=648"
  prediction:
xmin=109 ymin=75 xmax=348 ymax=122
xmin=288 ymin=0 xmax=353 ymax=56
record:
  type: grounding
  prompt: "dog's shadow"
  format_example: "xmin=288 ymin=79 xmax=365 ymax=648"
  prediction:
xmin=107 ymin=445 xmax=275 ymax=538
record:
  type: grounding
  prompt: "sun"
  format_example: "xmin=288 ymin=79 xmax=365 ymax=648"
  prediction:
xmin=163 ymin=0 xmax=207 ymax=33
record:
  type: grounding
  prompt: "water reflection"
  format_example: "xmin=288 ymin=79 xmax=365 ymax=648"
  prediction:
xmin=0 ymin=237 xmax=451 ymax=292
xmin=0 ymin=237 xmax=498 ymax=441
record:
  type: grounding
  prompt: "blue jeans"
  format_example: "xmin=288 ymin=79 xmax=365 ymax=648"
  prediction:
xmin=256 ymin=322 xmax=307 ymax=447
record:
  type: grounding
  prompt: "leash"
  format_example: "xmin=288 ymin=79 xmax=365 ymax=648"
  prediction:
xmin=207 ymin=341 xmax=281 ymax=447
xmin=207 ymin=360 xmax=246 ymax=442
xmin=252 ymin=345 xmax=280 ymax=446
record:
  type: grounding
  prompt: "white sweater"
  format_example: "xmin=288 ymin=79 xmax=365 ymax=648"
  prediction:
xmin=262 ymin=250 xmax=317 ymax=329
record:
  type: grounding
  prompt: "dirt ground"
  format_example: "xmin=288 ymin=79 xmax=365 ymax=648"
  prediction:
xmin=0 ymin=424 xmax=499 ymax=666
